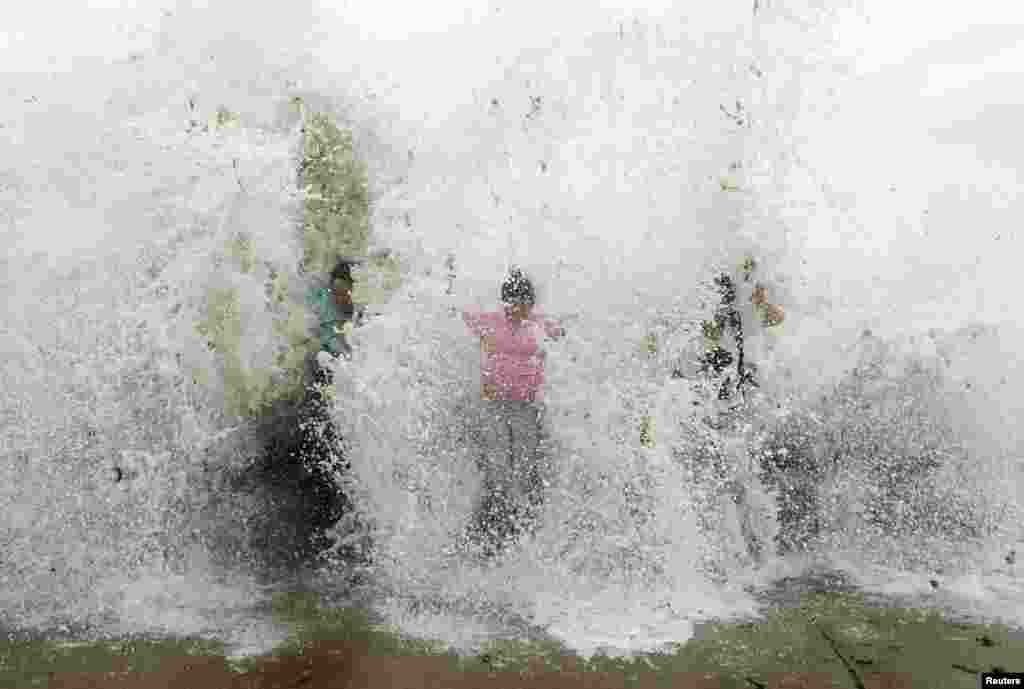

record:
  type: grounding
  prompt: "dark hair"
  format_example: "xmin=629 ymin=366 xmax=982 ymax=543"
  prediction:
xmin=501 ymin=266 xmax=535 ymax=305
xmin=330 ymin=258 xmax=357 ymax=285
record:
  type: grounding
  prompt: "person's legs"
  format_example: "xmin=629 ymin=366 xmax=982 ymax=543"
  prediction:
xmin=475 ymin=402 xmax=514 ymax=489
xmin=306 ymin=351 xmax=334 ymax=390
xmin=506 ymin=401 xmax=545 ymax=532
xmin=725 ymin=479 xmax=763 ymax=563
xmin=472 ymin=402 xmax=516 ymax=551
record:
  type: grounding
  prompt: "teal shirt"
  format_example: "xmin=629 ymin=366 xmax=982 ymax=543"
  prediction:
xmin=310 ymin=287 xmax=366 ymax=358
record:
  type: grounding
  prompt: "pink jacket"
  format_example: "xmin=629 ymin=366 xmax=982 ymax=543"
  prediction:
xmin=462 ymin=306 xmax=564 ymax=401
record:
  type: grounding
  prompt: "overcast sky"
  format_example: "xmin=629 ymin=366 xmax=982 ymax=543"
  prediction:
xmin=5 ymin=0 xmax=1021 ymax=75
xmin=4 ymin=1 xmax=1021 ymax=118
xmin=5 ymin=0 xmax=1021 ymax=311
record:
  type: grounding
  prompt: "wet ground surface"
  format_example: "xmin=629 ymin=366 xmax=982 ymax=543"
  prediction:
xmin=4 ymin=564 xmax=1024 ymax=688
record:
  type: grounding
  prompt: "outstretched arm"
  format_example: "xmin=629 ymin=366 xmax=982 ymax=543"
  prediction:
xmin=534 ymin=311 xmax=570 ymax=339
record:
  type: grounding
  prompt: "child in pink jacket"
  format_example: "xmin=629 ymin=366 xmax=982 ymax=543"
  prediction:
xmin=460 ymin=266 xmax=565 ymax=554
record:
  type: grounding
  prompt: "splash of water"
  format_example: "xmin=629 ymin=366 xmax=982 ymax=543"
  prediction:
xmin=1 ymin=0 xmax=1022 ymax=662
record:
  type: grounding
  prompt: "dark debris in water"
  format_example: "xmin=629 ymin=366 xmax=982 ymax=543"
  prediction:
xmin=749 ymin=568 xmax=863 ymax=610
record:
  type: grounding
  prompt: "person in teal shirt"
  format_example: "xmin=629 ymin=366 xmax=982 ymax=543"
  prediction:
xmin=279 ymin=257 xmax=373 ymax=569
xmin=312 ymin=258 xmax=367 ymax=361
